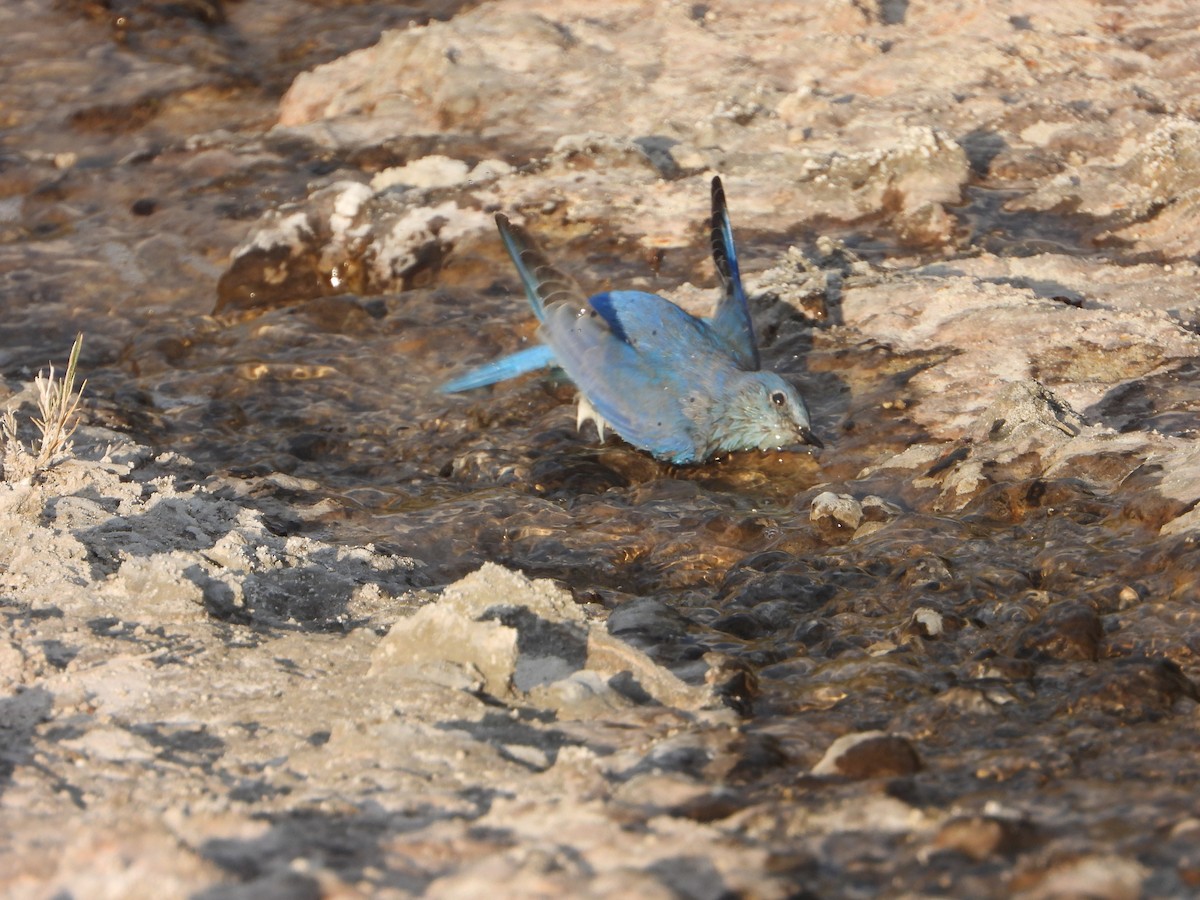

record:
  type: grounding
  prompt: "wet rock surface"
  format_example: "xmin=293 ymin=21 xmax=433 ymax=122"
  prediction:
xmin=3 ymin=0 xmax=1200 ymax=896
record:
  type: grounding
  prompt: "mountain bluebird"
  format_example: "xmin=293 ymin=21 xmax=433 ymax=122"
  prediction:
xmin=442 ymin=176 xmax=823 ymax=463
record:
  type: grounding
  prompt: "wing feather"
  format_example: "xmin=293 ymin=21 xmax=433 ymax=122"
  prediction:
xmin=495 ymin=215 xmax=588 ymax=322
xmin=540 ymin=291 xmax=728 ymax=462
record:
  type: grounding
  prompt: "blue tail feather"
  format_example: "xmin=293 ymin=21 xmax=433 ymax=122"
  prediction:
xmin=440 ymin=344 xmax=556 ymax=392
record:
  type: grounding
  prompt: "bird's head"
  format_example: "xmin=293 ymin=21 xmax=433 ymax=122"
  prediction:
xmin=717 ymin=371 xmax=823 ymax=454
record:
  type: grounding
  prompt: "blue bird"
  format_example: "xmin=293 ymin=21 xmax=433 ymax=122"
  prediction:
xmin=442 ymin=176 xmax=823 ymax=464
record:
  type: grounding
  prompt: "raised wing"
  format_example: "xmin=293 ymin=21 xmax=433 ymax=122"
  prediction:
xmin=495 ymin=214 xmax=588 ymax=322
xmin=440 ymin=344 xmax=556 ymax=393
xmin=706 ymin=176 xmax=760 ymax=371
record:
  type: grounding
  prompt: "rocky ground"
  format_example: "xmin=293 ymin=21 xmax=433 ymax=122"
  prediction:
xmin=3 ymin=0 xmax=1200 ymax=897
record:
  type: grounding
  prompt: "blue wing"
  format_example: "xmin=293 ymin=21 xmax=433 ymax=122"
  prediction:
xmin=540 ymin=290 xmax=732 ymax=463
xmin=706 ymin=176 xmax=760 ymax=372
xmin=440 ymin=344 xmax=556 ymax=393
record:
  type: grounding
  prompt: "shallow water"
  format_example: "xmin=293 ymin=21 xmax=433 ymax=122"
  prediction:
xmin=4 ymin=3 xmax=1200 ymax=895
xmin=6 ymin=0 xmax=1197 ymax=689
xmin=6 ymin=11 xmax=1198 ymax=621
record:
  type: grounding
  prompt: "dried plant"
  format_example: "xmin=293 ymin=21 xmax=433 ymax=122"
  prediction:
xmin=1 ymin=334 xmax=87 ymax=481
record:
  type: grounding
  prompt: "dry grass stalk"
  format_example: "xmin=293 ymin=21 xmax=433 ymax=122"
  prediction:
xmin=1 ymin=334 xmax=87 ymax=481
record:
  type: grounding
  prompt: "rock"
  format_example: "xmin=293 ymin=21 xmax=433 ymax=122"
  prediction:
xmin=812 ymin=731 xmax=922 ymax=779
xmin=372 ymin=562 xmax=586 ymax=696
xmin=928 ymin=814 xmax=1039 ymax=862
xmin=370 ymin=155 xmax=513 ymax=192
xmin=0 ymin=433 xmax=425 ymax=632
xmin=372 ymin=564 xmax=715 ymax=713
xmin=272 ymin=2 xmax=972 ymax=245
xmin=841 ymin=276 xmax=1200 ymax=440
xmin=1069 ymin=657 xmax=1200 ymax=722
xmin=1140 ymin=443 xmax=1200 ymax=535
xmin=970 ymin=380 xmax=1083 ymax=445
xmin=216 ymin=181 xmax=494 ymax=312
xmin=1014 ymin=601 xmax=1104 ymax=662
xmin=903 ymin=606 xmax=963 ymax=641
xmin=0 ymin=640 xmax=26 ymax=691
xmin=810 ymin=491 xmax=864 ymax=532
xmin=1016 ymin=854 xmax=1147 ymax=900
xmin=1017 ymin=118 xmax=1200 ymax=258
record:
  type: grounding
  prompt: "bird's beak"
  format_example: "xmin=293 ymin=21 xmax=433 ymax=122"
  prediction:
xmin=777 ymin=428 xmax=824 ymax=454
xmin=798 ymin=427 xmax=824 ymax=450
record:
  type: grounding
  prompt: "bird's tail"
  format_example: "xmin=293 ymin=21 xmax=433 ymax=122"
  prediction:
xmin=440 ymin=344 xmax=556 ymax=393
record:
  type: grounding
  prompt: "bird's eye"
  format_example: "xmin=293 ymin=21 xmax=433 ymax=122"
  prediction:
xmin=770 ymin=391 xmax=787 ymax=407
